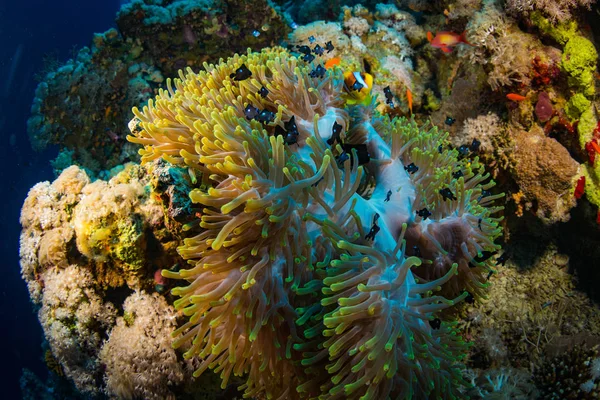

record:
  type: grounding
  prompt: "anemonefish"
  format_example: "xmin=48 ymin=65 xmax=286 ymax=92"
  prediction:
xmin=427 ymin=31 xmax=472 ymax=53
xmin=343 ymin=71 xmax=374 ymax=105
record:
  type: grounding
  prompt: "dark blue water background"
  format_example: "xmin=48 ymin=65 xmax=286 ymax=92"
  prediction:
xmin=0 ymin=1 xmax=126 ymax=397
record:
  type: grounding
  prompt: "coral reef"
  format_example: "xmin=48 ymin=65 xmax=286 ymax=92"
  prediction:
xmin=37 ymin=264 xmax=117 ymax=395
xmin=18 ymin=0 xmax=600 ymax=398
xmin=464 ymin=367 xmax=538 ymax=399
xmin=273 ymin=0 xmax=380 ymax=25
xmin=510 ymin=125 xmax=580 ymax=223
xmin=458 ymin=241 xmax=600 ymax=393
xmin=18 ymin=164 xmax=199 ymax=396
xmin=127 ymin=45 xmax=503 ymax=398
xmin=27 ymin=0 xmax=289 ymax=173
xmin=287 ymin=4 xmax=426 ymax=117
xmin=465 ymin=0 xmax=535 ymax=91
xmin=533 ymin=345 xmax=600 ymax=399
xmin=506 ymin=0 xmax=596 ymax=23
xmin=99 ymin=291 xmax=184 ymax=400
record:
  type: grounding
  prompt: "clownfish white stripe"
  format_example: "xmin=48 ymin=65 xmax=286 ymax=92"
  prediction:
xmin=353 ymin=72 xmax=369 ymax=89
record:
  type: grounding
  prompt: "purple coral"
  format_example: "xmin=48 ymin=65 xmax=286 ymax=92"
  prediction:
xmin=535 ymin=92 xmax=553 ymax=122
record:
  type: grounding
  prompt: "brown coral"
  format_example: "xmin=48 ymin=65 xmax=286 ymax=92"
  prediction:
xmin=510 ymin=126 xmax=579 ymax=223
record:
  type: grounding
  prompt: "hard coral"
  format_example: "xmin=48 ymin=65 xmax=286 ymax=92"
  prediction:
xmin=510 ymin=126 xmax=579 ymax=223
xmin=531 ymin=56 xmax=561 ymax=87
xmin=128 ymin=47 xmax=504 ymax=399
xmin=37 ymin=265 xmax=117 ymax=395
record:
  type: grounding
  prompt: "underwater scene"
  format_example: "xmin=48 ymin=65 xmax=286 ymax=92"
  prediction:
xmin=4 ymin=0 xmax=600 ymax=398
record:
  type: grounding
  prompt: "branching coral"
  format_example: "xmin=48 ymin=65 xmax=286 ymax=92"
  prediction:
xmin=128 ymin=47 xmax=504 ymax=398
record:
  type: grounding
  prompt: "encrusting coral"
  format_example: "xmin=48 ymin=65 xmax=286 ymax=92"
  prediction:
xmin=128 ymin=46 xmax=504 ymax=399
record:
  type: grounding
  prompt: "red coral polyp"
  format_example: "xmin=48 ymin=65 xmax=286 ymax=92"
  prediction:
xmin=531 ymin=56 xmax=560 ymax=87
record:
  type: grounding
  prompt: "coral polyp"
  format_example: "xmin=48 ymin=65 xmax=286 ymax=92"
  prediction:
xmin=127 ymin=47 xmax=503 ymax=399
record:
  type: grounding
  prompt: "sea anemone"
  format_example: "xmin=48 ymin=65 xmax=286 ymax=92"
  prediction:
xmin=128 ymin=47 xmax=503 ymax=399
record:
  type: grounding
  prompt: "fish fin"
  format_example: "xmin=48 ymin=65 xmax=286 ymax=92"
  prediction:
xmin=427 ymin=31 xmax=433 ymax=42
xmin=441 ymin=46 xmax=453 ymax=53
xmin=460 ymin=31 xmax=474 ymax=46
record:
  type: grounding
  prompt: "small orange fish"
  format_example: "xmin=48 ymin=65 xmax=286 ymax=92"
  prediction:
xmin=324 ymin=57 xmax=341 ymax=69
xmin=506 ymin=93 xmax=527 ymax=101
xmin=428 ymin=31 xmax=472 ymax=53
xmin=592 ymin=141 xmax=600 ymax=154
xmin=427 ymin=31 xmax=433 ymax=43
xmin=406 ymin=88 xmax=413 ymax=114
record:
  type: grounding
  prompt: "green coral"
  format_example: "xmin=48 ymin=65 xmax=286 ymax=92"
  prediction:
xmin=423 ymin=88 xmax=441 ymax=112
xmin=531 ymin=12 xmax=578 ymax=45
xmin=577 ymin=105 xmax=597 ymax=149
xmin=113 ymin=216 xmax=146 ymax=270
xmin=532 ymin=11 xmax=598 ymax=159
xmin=532 ymin=12 xmax=597 ymax=96
xmin=562 ymin=36 xmax=597 ymax=97
xmin=566 ymin=93 xmax=592 ymax=120
xmin=584 ymin=161 xmax=600 ymax=208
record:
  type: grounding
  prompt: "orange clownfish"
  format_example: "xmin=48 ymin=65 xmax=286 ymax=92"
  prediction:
xmin=428 ymin=31 xmax=472 ymax=53
xmin=343 ymin=71 xmax=374 ymax=105
xmin=324 ymin=57 xmax=341 ymax=69
xmin=506 ymin=93 xmax=527 ymax=101
xmin=406 ymin=88 xmax=413 ymax=114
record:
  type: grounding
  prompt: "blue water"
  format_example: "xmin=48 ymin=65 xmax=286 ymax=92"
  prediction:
xmin=0 ymin=2 xmax=123 ymax=397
